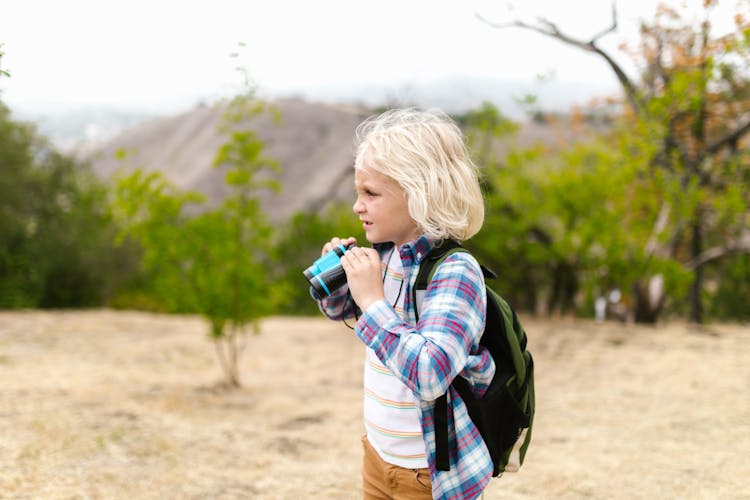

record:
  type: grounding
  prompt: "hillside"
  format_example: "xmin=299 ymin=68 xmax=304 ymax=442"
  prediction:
xmin=82 ymin=98 xmax=569 ymax=221
xmin=83 ymin=99 xmax=369 ymax=221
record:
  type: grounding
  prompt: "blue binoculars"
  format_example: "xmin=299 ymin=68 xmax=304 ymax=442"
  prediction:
xmin=303 ymin=244 xmax=352 ymax=298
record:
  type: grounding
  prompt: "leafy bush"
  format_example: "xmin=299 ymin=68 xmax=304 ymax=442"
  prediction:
xmin=0 ymin=101 xmax=137 ymax=308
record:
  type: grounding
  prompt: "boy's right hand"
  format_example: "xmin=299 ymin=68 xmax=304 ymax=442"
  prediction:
xmin=321 ymin=237 xmax=357 ymax=257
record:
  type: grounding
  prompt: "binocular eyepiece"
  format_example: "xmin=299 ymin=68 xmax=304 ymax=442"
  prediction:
xmin=303 ymin=244 xmax=353 ymax=298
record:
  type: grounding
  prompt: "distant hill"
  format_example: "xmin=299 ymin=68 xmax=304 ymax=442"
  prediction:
xmin=83 ymin=98 xmax=370 ymax=221
xmin=16 ymin=75 xmax=618 ymax=153
xmin=82 ymin=98 xmax=570 ymax=222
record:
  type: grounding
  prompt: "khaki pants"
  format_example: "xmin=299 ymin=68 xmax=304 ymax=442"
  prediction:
xmin=361 ymin=435 xmax=432 ymax=500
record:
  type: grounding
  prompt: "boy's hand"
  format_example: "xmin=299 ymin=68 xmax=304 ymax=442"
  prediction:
xmin=321 ymin=236 xmax=357 ymax=257
xmin=340 ymin=246 xmax=384 ymax=312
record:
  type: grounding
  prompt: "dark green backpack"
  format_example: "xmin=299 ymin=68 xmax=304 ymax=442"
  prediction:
xmin=414 ymin=240 xmax=534 ymax=477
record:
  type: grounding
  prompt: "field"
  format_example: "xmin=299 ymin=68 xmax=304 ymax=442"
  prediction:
xmin=0 ymin=310 xmax=748 ymax=499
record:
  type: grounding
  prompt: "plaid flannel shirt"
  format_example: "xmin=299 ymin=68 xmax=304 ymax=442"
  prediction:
xmin=316 ymin=236 xmax=495 ymax=500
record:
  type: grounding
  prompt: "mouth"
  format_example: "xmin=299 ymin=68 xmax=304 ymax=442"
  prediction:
xmin=361 ymin=220 xmax=373 ymax=229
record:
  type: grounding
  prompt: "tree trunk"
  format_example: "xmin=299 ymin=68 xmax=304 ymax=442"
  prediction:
xmin=633 ymin=274 xmax=665 ymax=323
xmin=547 ymin=261 xmax=578 ymax=315
xmin=523 ymin=270 xmax=538 ymax=316
xmin=689 ymin=221 xmax=704 ymax=323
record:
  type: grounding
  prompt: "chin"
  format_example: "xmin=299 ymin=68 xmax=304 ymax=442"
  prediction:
xmin=365 ymin=234 xmax=386 ymax=245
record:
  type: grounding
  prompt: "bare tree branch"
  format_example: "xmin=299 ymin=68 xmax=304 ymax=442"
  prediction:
xmin=590 ymin=2 xmax=619 ymax=42
xmin=476 ymin=2 xmax=642 ymax=113
xmin=685 ymin=231 xmax=750 ymax=270
xmin=645 ymin=202 xmax=671 ymax=257
xmin=701 ymin=117 xmax=750 ymax=158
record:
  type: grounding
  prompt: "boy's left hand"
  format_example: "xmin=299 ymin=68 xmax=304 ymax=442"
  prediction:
xmin=340 ymin=246 xmax=384 ymax=312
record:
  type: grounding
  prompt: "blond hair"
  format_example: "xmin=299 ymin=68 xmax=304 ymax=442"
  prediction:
xmin=353 ymin=108 xmax=484 ymax=242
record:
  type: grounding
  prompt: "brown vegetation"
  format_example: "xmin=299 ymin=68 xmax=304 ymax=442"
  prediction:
xmin=1 ymin=310 xmax=748 ymax=498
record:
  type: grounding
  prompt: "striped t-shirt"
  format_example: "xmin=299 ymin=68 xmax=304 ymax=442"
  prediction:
xmin=363 ymin=249 xmax=427 ymax=469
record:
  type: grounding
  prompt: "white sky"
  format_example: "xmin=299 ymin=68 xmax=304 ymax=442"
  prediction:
xmin=0 ymin=0 xmax=739 ymax=113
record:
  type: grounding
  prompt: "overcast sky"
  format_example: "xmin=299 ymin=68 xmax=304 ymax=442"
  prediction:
xmin=0 ymin=0 xmax=737 ymax=113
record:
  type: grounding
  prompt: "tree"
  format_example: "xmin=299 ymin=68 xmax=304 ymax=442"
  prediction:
xmin=456 ymin=104 xmax=551 ymax=313
xmin=480 ymin=0 xmax=750 ymax=322
xmin=112 ymin=92 xmax=281 ymax=387
xmin=459 ymin=103 xmax=634 ymax=318
xmin=0 ymin=96 xmax=134 ymax=308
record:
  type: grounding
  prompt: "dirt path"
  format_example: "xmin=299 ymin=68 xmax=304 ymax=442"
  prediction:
xmin=0 ymin=310 xmax=747 ymax=499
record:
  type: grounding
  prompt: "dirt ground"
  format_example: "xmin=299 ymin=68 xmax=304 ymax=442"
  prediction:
xmin=0 ymin=310 xmax=748 ymax=499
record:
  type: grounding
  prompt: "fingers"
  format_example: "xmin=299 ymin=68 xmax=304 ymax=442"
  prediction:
xmin=340 ymin=246 xmax=378 ymax=266
xmin=351 ymin=246 xmax=377 ymax=260
xmin=321 ymin=236 xmax=357 ymax=256
xmin=339 ymin=247 xmax=379 ymax=280
xmin=339 ymin=247 xmax=384 ymax=311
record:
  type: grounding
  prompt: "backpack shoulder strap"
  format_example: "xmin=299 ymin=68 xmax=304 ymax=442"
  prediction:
xmin=413 ymin=240 xmax=464 ymax=322
xmin=413 ymin=240 xmax=495 ymax=321
xmin=412 ymin=240 xmax=464 ymax=471
xmin=414 ymin=240 xmax=493 ymax=471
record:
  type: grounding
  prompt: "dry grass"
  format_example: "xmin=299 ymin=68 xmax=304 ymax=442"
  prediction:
xmin=0 ymin=310 xmax=748 ymax=499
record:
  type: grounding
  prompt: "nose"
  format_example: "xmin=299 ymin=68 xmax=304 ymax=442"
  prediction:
xmin=353 ymin=196 xmax=365 ymax=214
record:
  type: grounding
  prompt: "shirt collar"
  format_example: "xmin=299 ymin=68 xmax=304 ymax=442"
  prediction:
xmin=398 ymin=235 xmax=435 ymax=267
xmin=373 ymin=236 xmax=438 ymax=267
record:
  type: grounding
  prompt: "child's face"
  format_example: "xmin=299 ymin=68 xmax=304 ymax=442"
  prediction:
xmin=353 ymin=167 xmax=420 ymax=247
